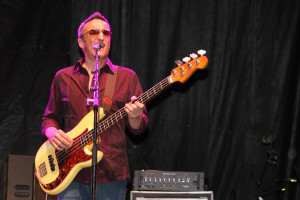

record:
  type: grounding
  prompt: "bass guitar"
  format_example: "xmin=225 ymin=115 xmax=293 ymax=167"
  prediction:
xmin=35 ymin=50 xmax=208 ymax=195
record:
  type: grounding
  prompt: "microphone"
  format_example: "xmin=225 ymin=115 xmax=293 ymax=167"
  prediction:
xmin=93 ymin=42 xmax=104 ymax=50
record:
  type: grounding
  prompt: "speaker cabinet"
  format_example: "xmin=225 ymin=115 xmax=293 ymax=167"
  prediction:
xmin=3 ymin=154 xmax=57 ymax=200
xmin=4 ymin=154 xmax=35 ymax=200
xmin=130 ymin=191 xmax=213 ymax=200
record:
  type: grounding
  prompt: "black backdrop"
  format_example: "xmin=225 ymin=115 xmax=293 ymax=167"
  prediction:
xmin=0 ymin=0 xmax=300 ymax=199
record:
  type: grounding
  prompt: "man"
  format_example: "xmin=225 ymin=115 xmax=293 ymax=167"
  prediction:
xmin=42 ymin=12 xmax=148 ymax=199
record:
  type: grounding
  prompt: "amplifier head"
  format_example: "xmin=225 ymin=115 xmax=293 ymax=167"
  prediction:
xmin=133 ymin=170 xmax=205 ymax=192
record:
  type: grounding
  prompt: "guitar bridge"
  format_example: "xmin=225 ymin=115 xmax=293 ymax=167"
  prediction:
xmin=38 ymin=162 xmax=47 ymax=177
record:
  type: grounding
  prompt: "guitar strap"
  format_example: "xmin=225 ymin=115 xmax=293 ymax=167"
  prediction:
xmin=102 ymin=65 xmax=118 ymax=114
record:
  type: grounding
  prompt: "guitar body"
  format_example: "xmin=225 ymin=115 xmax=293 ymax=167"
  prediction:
xmin=35 ymin=108 xmax=105 ymax=195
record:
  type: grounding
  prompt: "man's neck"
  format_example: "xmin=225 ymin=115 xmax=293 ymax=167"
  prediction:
xmin=84 ymin=56 xmax=107 ymax=75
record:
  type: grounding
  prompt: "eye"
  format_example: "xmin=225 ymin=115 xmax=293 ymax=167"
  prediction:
xmin=88 ymin=29 xmax=100 ymax=35
xmin=102 ymin=30 xmax=111 ymax=36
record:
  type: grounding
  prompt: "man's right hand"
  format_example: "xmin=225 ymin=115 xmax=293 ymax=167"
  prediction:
xmin=45 ymin=127 xmax=73 ymax=151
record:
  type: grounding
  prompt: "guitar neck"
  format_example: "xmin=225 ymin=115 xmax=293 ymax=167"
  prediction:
xmin=98 ymin=76 xmax=172 ymax=132
xmin=81 ymin=76 xmax=172 ymax=144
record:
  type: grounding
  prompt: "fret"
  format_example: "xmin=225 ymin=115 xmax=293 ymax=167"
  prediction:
xmin=111 ymin=115 xmax=116 ymax=124
xmin=110 ymin=116 xmax=114 ymax=125
xmin=80 ymin=135 xmax=86 ymax=147
xmin=149 ymin=89 xmax=154 ymax=97
xmin=155 ymin=85 xmax=160 ymax=93
xmin=87 ymin=134 xmax=91 ymax=144
xmin=83 ymin=135 xmax=86 ymax=146
xmin=139 ymin=98 xmax=144 ymax=104
xmin=152 ymin=87 xmax=156 ymax=94
xmin=160 ymin=81 xmax=163 ymax=90
xmin=103 ymin=122 xmax=108 ymax=130
xmin=82 ymin=136 xmax=85 ymax=147
xmin=98 ymin=126 xmax=103 ymax=134
xmin=79 ymin=136 xmax=83 ymax=147
xmin=107 ymin=118 xmax=111 ymax=126
xmin=144 ymin=94 xmax=147 ymax=101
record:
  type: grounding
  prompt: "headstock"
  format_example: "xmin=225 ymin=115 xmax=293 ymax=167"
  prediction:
xmin=169 ymin=50 xmax=208 ymax=84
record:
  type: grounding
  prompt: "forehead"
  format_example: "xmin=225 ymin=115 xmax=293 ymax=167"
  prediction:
xmin=83 ymin=19 xmax=110 ymax=31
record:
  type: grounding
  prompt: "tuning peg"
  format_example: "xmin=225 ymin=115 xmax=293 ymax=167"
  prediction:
xmin=197 ymin=49 xmax=206 ymax=56
xmin=182 ymin=57 xmax=191 ymax=63
xmin=182 ymin=57 xmax=193 ymax=69
xmin=190 ymin=52 xmax=201 ymax=65
xmin=190 ymin=53 xmax=198 ymax=59
xmin=175 ymin=60 xmax=183 ymax=66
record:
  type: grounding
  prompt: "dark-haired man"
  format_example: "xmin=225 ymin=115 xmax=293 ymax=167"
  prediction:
xmin=42 ymin=12 xmax=148 ymax=199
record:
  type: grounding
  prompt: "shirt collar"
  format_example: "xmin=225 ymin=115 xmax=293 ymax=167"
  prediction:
xmin=73 ymin=57 xmax=115 ymax=74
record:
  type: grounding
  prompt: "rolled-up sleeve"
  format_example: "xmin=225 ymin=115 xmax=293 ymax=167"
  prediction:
xmin=125 ymin=71 xmax=149 ymax=135
xmin=41 ymin=74 xmax=63 ymax=140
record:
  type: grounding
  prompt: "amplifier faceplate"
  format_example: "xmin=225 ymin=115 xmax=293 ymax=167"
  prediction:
xmin=133 ymin=170 xmax=204 ymax=191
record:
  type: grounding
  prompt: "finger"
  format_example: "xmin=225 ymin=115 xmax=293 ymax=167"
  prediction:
xmin=124 ymin=105 xmax=134 ymax=117
xmin=130 ymin=102 xmax=144 ymax=114
xmin=130 ymin=96 xmax=137 ymax=101
xmin=125 ymin=103 xmax=135 ymax=112
xmin=125 ymin=104 xmax=142 ymax=119
xmin=125 ymin=104 xmax=135 ymax=117
xmin=60 ymin=132 xmax=73 ymax=144
xmin=51 ymin=138 xmax=65 ymax=151
xmin=53 ymin=144 xmax=64 ymax=151
xmin=134 ymin=101 xmax=144 ymax=109
xmin=53 ymin=132 xmax=72 ymax=149
xmin=53 ymin=136 xmax=69 ymax=148
xmin=56 ymin=130 xmax=73 ymax=148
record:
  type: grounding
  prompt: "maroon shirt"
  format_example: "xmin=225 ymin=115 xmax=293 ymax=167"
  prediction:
xmin=42 ymin=58 xmax=148 ymax=184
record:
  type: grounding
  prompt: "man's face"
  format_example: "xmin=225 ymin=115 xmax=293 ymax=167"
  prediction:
xmin=78 ymin=19 xmax=111 ymax=61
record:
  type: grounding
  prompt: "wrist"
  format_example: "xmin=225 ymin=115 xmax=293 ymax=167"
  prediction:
xmin=128 ymin=115 xmax=142 ymax=120
xmin=128 ymin=114 xmax=142 ymax=130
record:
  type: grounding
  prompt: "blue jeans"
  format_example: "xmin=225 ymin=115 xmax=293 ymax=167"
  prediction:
xmin=57 ymin=180 xmax=127 ymax=200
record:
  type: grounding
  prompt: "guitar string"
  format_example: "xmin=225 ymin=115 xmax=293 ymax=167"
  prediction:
xmin=41 ymin=60 xmax=203 ymax=171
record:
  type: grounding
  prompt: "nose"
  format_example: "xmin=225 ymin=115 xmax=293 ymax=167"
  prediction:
xmin=98 ymin=30 xmax=110 ymax=40
xmin=96 ymin=32 xmax=104 ymax=40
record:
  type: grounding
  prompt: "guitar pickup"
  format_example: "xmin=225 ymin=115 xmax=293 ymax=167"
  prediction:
xmin=48 ymin=155 xmax=55 ymax=171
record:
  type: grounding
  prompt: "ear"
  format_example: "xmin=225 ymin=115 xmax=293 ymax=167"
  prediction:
xmin=78 ymin=38 xmax=84 ymax=49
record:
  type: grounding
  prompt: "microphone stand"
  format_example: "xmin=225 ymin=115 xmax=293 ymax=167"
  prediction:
xmin=91 ymin=43 xmax=101 ymax=200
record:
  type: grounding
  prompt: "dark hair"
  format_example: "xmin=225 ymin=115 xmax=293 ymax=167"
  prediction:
xmin=78 ymin=12 xmax=110 ymax=38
